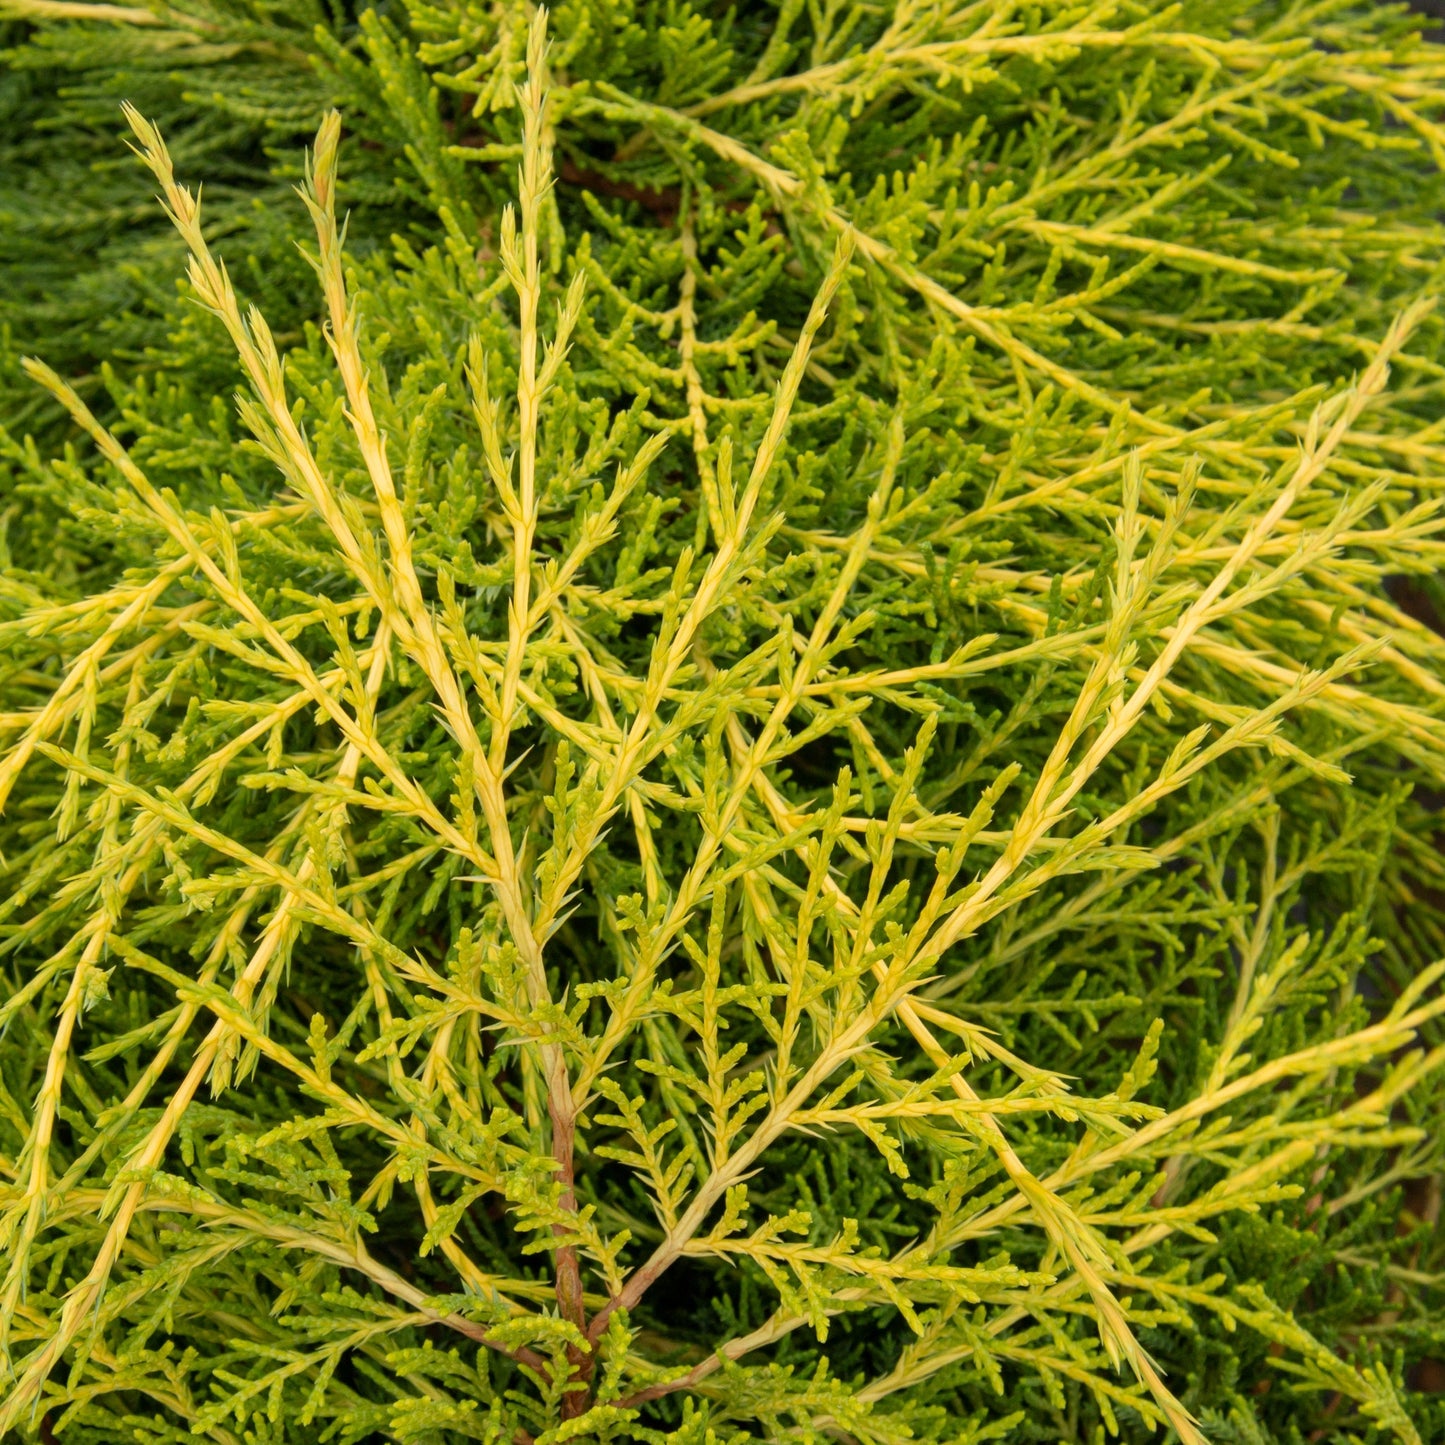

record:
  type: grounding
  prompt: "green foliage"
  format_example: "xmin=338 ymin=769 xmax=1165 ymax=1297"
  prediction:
xmin=0 ymin=1 xmax=1444 ymax=1441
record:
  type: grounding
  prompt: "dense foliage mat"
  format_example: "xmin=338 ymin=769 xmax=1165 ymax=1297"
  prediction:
xmin=1 ymin=1 xmax=1445 ymax=1441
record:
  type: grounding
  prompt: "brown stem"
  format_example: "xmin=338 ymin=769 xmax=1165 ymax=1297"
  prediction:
xmin=591 ymin=1253 xmax=669 ymax=1344
xmin=616 ymin=1362 xmax=715 ymax=1410
xmin=557 ymin=158 xmax=681 ymax=225
xmin=498 ymin=1340 xmax=550 ymax=1376
xmin=549 ymin=1084 xmax=594 ymax=1418
xmin=614 ymin=1317 xmax=783 ymax=1409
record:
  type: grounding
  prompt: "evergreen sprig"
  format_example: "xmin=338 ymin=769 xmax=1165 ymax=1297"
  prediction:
xmin=0 ymin=2 xmax=1444 ymax=1442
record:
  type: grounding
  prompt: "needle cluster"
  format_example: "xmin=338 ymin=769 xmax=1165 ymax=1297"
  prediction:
xmin=0 ymin=2 xmax=1444 ymax=1443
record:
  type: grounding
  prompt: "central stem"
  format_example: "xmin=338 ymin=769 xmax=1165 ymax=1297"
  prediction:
xmin=550 ymin=1087 xmax=593 ymax=1417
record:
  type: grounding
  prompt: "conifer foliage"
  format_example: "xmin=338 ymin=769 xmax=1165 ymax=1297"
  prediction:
xmin=1 ymin=1 xmax=1444 ymax=1441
